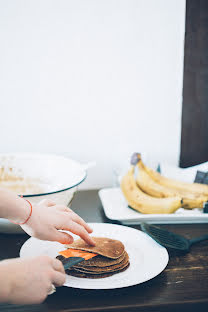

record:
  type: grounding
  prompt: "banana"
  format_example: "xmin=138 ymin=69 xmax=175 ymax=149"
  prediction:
xmin=143 ymin=159 xmax=208 ymax=196
xmin=135 ymin=154 xmax=208 ymax=209
xmin=136 ymin=160 xmax=175 ymax=198
xmin=182 ymin=196 xmax=207 ymax=209
xmin=120 ymin=166 xmax=182 ymax=214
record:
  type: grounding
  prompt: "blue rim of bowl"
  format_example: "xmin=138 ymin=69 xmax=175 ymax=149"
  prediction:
xmin=20 ymin=171 xmax=87 ymax=198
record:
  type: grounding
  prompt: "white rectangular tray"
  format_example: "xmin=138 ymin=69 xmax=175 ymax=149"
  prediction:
xmin=99 ymin=187 xmax=208 ymax=224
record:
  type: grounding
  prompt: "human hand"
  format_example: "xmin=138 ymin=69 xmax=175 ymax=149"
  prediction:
xmin=21 ymin=199 xmax=95 ymax=246
xmin=0 ymin=256 xmax=65 ymax=304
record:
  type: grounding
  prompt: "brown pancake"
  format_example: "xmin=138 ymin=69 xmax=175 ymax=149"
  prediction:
xmin=74 ymin=250 xmax=126 ymax=268
xmin=56 ymin=251 xmax=127 ymax=270
xmin=72 ymin=260 xmax=129 ymax=274
xmin=68 ymin=263 xmax=130 ymax=279
xmin=57 ymin=237 xmax=130 ymax=279
xmin=73 ymin=252 xmax=129 ymax=273
xmin=65 ymin=237 xmax=124 ymax=259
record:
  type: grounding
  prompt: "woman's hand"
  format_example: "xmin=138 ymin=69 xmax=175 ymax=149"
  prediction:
xmin=0 ymin=188 xmax=94 ymax=245
xmin=21 ymin=199 xmax=95 ymax=246
xmin=0 ymin=256 xmax=65 ymax=304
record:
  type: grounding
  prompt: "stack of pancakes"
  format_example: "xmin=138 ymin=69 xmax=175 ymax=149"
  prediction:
xmin=57 ymin=237 xmax=130 ymax=278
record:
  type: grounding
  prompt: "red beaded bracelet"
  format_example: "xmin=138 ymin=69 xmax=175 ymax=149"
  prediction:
xmin=9 ymin=198 xmax=33 ymax=225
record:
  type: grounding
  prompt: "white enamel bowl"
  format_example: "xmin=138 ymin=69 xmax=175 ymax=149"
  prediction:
xmin=0 ymin=153 xmax=87 ymax=233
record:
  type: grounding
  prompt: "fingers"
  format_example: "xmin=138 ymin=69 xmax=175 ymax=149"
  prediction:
xmin=51 ymin=271 xmax=66 ymax=287
xmin=68 ymin=211 xmax=93 ymax=234
xmin=36 ymin=201 xmax=94 ymax=246
xmin=55 ymin=205 xmax=93 ymax=234
xmin=51 ymin=230 xmax=74 ymax=244
xmin=52 ymin=259 xmax=65 ymax=274
xmin=39 ymin=256 xmax=66 ymax=286
xmin=63 ymin=221 xmax=95 ymax=246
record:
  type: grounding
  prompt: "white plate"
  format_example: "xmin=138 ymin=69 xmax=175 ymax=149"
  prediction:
xmin=99 ymin=188 xmax=208 ymax=224
xmin=19 ymin=223 xmax=169 ymax=289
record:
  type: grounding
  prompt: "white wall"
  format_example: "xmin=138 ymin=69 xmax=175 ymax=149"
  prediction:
xmin=0 ymin=0 xmax=186 ymax=189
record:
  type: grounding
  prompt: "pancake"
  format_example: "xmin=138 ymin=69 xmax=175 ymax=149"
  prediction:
xmin=56 ymin=251 xmax=127 ymax=270
xmin=74 ymin=250 xmax=126 ymax=268
xmin=73 ymin=252 xmax=129 ymax=273
xmin=71 ymin=260 xmax=129 ymax=274
xmin=65 ymin=237 xmax=124 ymax=259
xmin=57 ymin=237 xmax=130 ymax=279
xmin=72 ymin=260 xmax=129 ymax=275
xmin=68 ymin=263 xmax=130 ymax=279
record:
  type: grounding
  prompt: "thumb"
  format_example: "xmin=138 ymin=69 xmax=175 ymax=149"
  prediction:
xmin=52 ymin=230 xmax=74 ymax=244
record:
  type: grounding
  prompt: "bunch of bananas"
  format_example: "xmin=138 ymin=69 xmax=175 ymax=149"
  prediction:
xmin=120 ymin=153 xmax=208 ymax=214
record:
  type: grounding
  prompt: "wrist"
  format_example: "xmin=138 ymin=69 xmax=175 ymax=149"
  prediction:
xmin=10 ymin=199 xmax=32 ymax=225
xmin=0 ymin=188 xmax=31 ymax=223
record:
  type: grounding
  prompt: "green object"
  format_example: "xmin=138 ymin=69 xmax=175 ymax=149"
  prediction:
xmin=156 ymin=164 xmax=161 ymax=173
xmin=194 ymin=171 xmax=206 ymax=183
xmin=141 ymin=223 xmax=208 ymax=252
xmin=203 ymin=202 xmax=208 ymax=213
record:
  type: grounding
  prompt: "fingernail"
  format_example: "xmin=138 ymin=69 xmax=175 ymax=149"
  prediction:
xmin=60 ymin=238 xmax=74 ymax=244
xmin=90 ymin=239 xmax=96 ymax=246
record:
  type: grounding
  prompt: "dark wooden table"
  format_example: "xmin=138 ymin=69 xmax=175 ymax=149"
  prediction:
xmin=0 ymin=190 xmax=208 ymax=312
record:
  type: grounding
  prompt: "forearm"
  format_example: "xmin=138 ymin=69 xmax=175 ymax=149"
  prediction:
xmin=0 ymin=262 xmax=11 ymax=303
xmin=0 ymin=188 xmax=30 ymax=223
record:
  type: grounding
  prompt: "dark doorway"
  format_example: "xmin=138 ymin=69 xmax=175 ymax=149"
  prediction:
xmin=180 ymin=0 xmax=208 ymax=167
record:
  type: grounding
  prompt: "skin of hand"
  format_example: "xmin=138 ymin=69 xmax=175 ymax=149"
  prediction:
xmin=0 ymin=255 xmax=65 ymax=304
xmin=21 ymin=199 xmax=95 ymax=246
xmin=0 ymin=188 xmax=95 ymax=246
xmin=0 ymin=189 xmax=95 ymax=305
